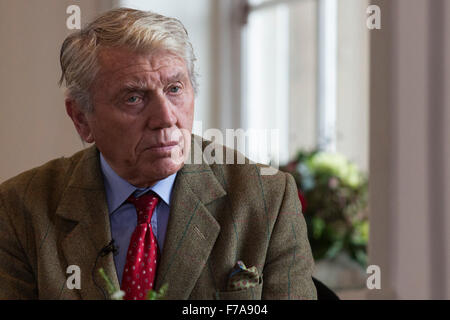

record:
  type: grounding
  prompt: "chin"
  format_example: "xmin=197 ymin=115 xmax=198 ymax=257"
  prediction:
xmin=148 ymin=157 xmax=184 ymax=180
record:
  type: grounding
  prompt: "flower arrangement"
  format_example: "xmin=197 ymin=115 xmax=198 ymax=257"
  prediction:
xmin=280 ymin=150 xmax=369 ymax=267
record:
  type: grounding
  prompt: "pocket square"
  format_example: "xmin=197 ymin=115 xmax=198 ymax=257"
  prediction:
xmin=227 ymin=261 xmax=260 ymax=291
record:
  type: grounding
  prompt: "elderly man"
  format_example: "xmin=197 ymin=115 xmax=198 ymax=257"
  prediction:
xmin=0 ymin=8 xmax=316 ymax=300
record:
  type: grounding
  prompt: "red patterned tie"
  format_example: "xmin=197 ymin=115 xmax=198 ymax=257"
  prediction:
xmin=121 ymin=192 xmax=159 ymax=300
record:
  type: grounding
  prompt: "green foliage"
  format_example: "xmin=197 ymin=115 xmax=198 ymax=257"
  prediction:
xmin=147 ymin=283 xmax=168 ymax=300
xmin=98 ymin=268 xmax=124 ymax=300
xmin=280 ymin=150 xmax=369 ymax=267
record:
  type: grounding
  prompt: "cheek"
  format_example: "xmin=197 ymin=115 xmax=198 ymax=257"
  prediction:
xmin=177 ymin=96 xmax=195 ymax=128
xmin=92 ymin=117 xmax=120 ymax=139
xmin=90 ymin=112 xmax=140 ymax=147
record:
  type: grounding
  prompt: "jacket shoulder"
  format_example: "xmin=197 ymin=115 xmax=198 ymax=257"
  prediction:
xmin=0 ymin=148 xmax=89 ymax=205
xmin=200 ymin=137 xmax=290 ymax=200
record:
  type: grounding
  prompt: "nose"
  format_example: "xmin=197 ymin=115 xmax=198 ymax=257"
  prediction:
xmin=146 ymin=92 xmax=177 ymax=129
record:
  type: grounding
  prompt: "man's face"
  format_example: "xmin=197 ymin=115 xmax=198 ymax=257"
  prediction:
xmin=68 ymin=47 xmax=195 ymax=187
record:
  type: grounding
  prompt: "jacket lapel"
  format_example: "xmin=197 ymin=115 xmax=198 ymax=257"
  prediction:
xmin=55 ymin=146 xmax=120 ymax=299
xmin=154 ymin=137 xmax=227 ymax=299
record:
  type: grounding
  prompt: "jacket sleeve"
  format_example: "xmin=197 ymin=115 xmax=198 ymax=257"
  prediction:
xmin=0 ymin=192 xmax=38 ymax=299
xmin=262 ymin=172 xmax=317 ymax=300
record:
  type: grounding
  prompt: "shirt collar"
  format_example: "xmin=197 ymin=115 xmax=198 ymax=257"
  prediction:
xmin=100 ymin=153 xmax=177 ymax=215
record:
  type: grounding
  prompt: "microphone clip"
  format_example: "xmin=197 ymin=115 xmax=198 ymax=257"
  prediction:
xmin=100 ymin=239 xmax=118 ymax=257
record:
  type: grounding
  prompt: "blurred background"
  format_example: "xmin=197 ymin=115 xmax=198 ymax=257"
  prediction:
xmin=0 ymin=0 xmax=449 ymax=299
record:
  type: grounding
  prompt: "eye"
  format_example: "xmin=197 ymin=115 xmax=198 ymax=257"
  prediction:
xmin=168 ymin=84 xmax=182 ymax=94
xmin=126 ymin=95 xmax=142 ymax=105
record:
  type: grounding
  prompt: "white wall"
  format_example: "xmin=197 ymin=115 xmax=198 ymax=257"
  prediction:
xmin=0 ymin=0 xmax=111 ymax=182
xmin=337 ymin=0 xmax=369 ymax=172
xmin=288 ymin=0 xmax=318 ymax=155
xmin=369 ymin=0 xmax=450 ymax=299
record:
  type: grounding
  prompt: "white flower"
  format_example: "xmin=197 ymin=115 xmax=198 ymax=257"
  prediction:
xmin=111 ymin=290 xmax=125 ymax=300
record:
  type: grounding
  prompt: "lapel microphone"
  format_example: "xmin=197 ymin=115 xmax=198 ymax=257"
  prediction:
xmin=92 ymin=239 xmax=119 ymax=299
xmin=99 ymin=239 xmax=119 ymax=257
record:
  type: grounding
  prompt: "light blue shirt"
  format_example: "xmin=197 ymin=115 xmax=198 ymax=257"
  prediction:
xmin=99 ymin=153 xmax=177 ymax=285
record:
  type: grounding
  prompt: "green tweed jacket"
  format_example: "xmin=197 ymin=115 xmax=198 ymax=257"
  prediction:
xmin=0 ymin=135 xmax=317 ymax=300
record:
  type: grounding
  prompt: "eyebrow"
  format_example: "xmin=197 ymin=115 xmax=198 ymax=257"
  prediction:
xmin=165 ymin=72 xmax=187 ymax=83
xmin=120 ymin=79 xmax=148 ymax=92
xmin=115 ymin=71 xmax=188 ymax=95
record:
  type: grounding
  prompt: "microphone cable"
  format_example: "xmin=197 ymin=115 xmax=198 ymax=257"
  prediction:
xmin=91 ymin=239 xmax=118 ymax=300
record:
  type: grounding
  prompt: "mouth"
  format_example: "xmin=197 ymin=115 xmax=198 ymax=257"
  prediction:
xmin=144 ymin=141 xmax=180 ymax=154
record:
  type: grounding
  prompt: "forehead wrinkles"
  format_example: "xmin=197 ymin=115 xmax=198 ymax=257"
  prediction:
xmin=97 ymin=48 xmax=185 ymax=78
xmin=98 ymin=63 xmax=165 ymax=85
xmin=116 ymin=68 xmax=163 ymax=90
xmin=95 ymin=55 xmax=186 ymax=93
xmin=115 ymin=67 xmax=188 ymax=95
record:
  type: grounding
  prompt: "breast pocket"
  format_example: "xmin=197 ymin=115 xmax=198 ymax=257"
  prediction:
xmin=214 ymin=279 xmax=263 ymax=300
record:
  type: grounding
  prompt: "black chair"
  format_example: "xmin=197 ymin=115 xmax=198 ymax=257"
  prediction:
xmin=312 ymin=277 xmax=340 ymax=300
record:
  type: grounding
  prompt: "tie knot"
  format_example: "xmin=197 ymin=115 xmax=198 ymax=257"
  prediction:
xmin=127 ymin=192 xmax=159 ymax=225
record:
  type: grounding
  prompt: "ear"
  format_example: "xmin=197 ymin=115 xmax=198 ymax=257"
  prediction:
xmin=65 ymin=98 xmax=95 ymax=143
